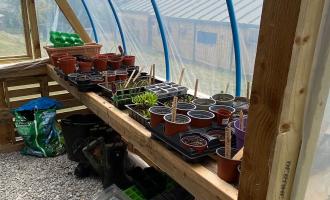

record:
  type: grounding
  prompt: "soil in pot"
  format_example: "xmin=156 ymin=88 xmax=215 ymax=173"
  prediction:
xmin=116 ymin=71 xmax=128 ymax=81
xmin=180 ymin=134 xmax=208 ymax=153
xmin=187 ymin=110 xmax=214 ymax=128
xmin=78 ymin=61 xmax=93 ymax=73
xmin=93 ymin=55 xmax=108 ymax=71
xmin=162 ymin=94 xmax=195 ymax=107
xmin=233 ymin=116 xmax=247 ymax=149
xmin=209 ymin=105 xmax=236 ymax=122
xmin=109 ymin=56 xmax=123 ymax=70
xmin=58 ymin=56 xmax=76 ymax=75
xmin=217 ymin=109 xmax=232 ymax=126
xmin=192 ymin=98 xmax=216 ymax=111
xmin=122 ymin=55 xmax=135 ymax=66
xmin=176 ymin=102 xmax=196 ymax=115
xmin=211 ymin=93 xmax=235 ymax=106
xmin=149 ymin=106 xmax=171 ymax=128
xmin=163 ymin=114 xmax=191 ymax=136
xmin=216 ymin=147 xmax=241 ymax=183
xmin=51 ymin=52 xmax=69 ymax=67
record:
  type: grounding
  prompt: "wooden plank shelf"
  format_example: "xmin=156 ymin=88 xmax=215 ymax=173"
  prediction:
xmin=47 ymin=64 xmax=238 ymax=200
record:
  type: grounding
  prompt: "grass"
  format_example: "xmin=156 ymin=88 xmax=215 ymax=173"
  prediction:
xmin=0 ymin=31 xmax=27 ymax=56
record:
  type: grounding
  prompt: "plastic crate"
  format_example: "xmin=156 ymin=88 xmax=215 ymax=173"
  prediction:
xmin=124 ymin=186 xmax=145 ymax=200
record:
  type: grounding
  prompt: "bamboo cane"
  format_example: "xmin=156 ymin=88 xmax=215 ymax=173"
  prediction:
xmin=178 ymin=68 xmax=185 ymax=85
xmin=194 ymin=79 xmax=199 ymax=99
xmin=171 ymin=96 xmax=178 ymax=122
xmin=225 ymin=126 xmax=232 ymax=159
xmin=124 ymin=69 xmax=136 ymax=88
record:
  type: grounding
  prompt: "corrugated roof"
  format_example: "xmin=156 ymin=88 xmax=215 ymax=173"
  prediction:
xmin=118 ymin=0 xmax=263 ymax=26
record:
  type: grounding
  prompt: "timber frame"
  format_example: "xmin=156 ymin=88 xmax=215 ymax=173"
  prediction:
xmin=0 ymin=0 xmax=330 ymax=199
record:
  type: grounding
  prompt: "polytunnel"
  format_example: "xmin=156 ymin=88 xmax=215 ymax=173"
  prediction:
xmin=0 ymin=0 xmax=329 ymax=200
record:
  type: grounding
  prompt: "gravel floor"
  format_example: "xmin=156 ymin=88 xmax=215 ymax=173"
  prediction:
xmin=0 ymin=152 xmax=103 ymax=200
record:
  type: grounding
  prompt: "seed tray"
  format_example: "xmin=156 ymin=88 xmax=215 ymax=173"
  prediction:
xmin=145 ymin=82 xmax=188 ymax=99
xmin=147 ymin=122 xmax=235 ymax=163
xmin=158 ymin=94 xmax=196 ymax=107
xmin=111 ymin=92 xmax=145 ymax=110
xmin=125 ymin=104 xmax=151 ymax=127
xmin=98 ymin=76 xmax=161 ymax=98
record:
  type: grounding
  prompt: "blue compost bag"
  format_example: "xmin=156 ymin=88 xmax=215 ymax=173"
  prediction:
xmin=13 ymin=97 xmax=65 ymax=157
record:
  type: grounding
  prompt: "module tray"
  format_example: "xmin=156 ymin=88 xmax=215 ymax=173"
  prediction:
xmin=148 ymin=123 xmax=236 ymax=163
xmin=145 ymin=82 xmax=188 ymax=99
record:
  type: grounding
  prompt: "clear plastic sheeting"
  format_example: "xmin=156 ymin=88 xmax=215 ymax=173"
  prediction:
xmin=115 ymin=0 xmax=263 ymax=96
xmin=35 ymin=0 xmax=74 ymax=57
xmin=304 ymin=95 xmax=330 ymax=200
xmin=68 ymin=0 xmax=121 ymax=53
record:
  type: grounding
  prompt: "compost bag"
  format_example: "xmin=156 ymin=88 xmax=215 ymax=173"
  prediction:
xmin=13 ymin=97 xmax=65 ymax=157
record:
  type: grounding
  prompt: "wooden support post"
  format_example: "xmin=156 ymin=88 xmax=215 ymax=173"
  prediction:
xmin=0 ymin=81 xmax=14 ymax=145
xmin=40 ymin=76 xmax=49 ymax=97
xmin=54 ymin=0 xmax=92 ymax=43
xmin=26 ymin=0 xmax=41 ymax=58
xmin=238 ymin=0 xmax=327 ymax=199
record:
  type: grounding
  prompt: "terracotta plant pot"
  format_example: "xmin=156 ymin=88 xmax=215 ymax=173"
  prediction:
xmin=180 ymin=134 xmax=208 ymax=153
xmin=187 ymin=110 xmax=214 ymax=128
xmin=109 ymin=56 xmax=123 ymax=70
xmin=176 ymin=102 xmax=196 ymax=115
xmin=209 ymin=105 xmax=236 ymax=122
xmin=93 ymin=55 xmax=108 ymax=72
xmin=211 ymin=93 xmax=235 ymax=106
xmin=233 ymin=116 xmax=248 ymax=149
xmin=192 ymin=98 xmax=216 ymax=111
xmin=78 ymin=61 xmax=93 ymax=72
xmin=163 ymin=114 xmax=191 ymax=136
xmin=216 ymin=147 xmax=241 ymax=183
xmin=102 ymin=53 xmax=116 ymax=59
xmin=149 ymin=106 xmax=171 ymax=128
xmin=58 ymin=56 xmax=76 ymax=75
xmin=51 ymin=52 xmax=69 ymax=67
xmin=217 ymin=109 xmax=232 ymax=126
xmin=106 ymin=71 xmax=116 ymax=82
xmin=116 ymin=71 xmax=128 ymax=81
xmin=122 ymin=55 xmax=135 ymax=66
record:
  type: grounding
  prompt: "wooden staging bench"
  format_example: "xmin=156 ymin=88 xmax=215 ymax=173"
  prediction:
xmin=47 ymin=64 xmax=238 ymax=200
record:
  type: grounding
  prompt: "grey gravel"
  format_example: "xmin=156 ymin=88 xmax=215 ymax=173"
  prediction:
xmin=0 ymin=152 xmax=103 ymax=200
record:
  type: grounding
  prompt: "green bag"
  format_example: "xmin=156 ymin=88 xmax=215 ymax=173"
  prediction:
xmin=14 ymin=108 xmax=65 ymax=157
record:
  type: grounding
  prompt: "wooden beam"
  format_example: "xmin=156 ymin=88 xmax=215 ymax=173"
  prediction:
xmin=290 ymin=1 xmax=330 ymax=199
xmin=26 ymin=0 xmax=41 ymax=58
xmin=21 ymin=0 xmax=33 ymax=57
xmin=54 ymin=0 xmax=92 ymax=43
xmin=238 ymin=0 xmax=326 ymax=199
xmin=47 ymin=64 xmax=238 ymax=200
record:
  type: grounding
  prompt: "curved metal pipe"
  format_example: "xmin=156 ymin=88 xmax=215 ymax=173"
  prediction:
xmin=107 ymin=0 xmax=127 ymax=55
xmin=81 ymin=0 xmax=98 ymax=43
xmin=226 ymin=0 xmax=242 ymax=96
xmin=151 ymin=0 xmax=170 ymax=81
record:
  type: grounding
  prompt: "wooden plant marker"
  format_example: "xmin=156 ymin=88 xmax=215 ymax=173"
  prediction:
xmin=239 ymin=110 xmax=244 ymax=130
xmin=225 ymin=82 xmax=230 ymax=94
xmin=194 ymin=79 xmax=199 ymax=99
xmin=247 ymin=81 xmax=250 ymax=101
xmin=124 ymin=69 xmax=136 ymax=88
xmin=225 ymin=126 xmax=232 ymax=159
xmin=233 ymin=147 xmax=244 ymax=160
xmin=133 ymin=66 xmax=145 ymax=82
xmin=152 ymin=64 xmax=156 ymax=84
xmin=171 ymin=96 xmax=178 ymax=123
xmin=148 ymin=65 xmax=153 ymax=85
xmin=178 ymin=68 xmax=185 ymax=85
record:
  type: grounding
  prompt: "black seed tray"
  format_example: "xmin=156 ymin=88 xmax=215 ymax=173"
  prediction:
xmin=147 ymin=122 xmax=235 ymax=163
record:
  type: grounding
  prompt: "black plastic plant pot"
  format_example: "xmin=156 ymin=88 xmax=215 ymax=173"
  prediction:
xmin=76 ymin=76 xmax=91 ymax=85
xmin=149 ymin=106 xmax=171 ymax=128
xmin=180 ymin=133 xmax=208 ymax=153
xmin=192 ymin=98 xmax=216 ymax=111
xmin=187 ymin=110 xmax=214 ymax=128
xmin=163 ymin=114 xmax=191 ymax=136
xmin=211 ymin=93 xmax=235 ymax=106
xmin=176 ymin=102 xmax=196 ymax=115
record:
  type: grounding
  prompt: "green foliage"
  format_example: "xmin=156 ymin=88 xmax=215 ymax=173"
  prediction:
xmin=132 ymin=92 xmax=158 ymax=108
